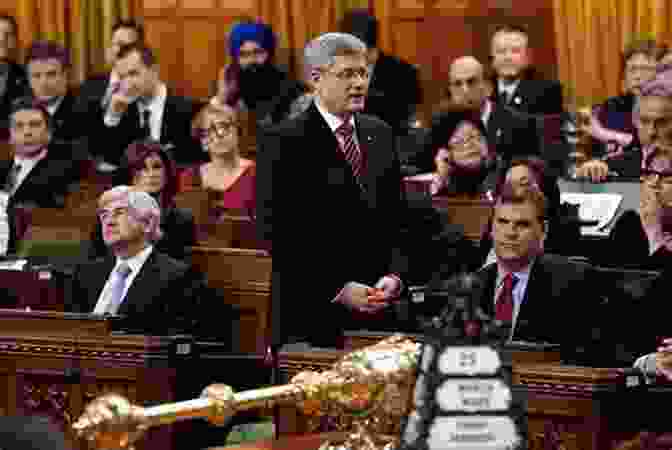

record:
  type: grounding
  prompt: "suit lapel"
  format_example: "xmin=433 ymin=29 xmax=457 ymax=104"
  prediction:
xmin=118 ymin=251 xmax=160 ymax=316
xmin=90 ymin=258 xmax=116 ymax=312
xmin=477 ymin=264 xmax=498 ymax=318
xmin=51 ymin=92 xmax=75 ymax=132
xmin=354 ymin=114 xmax=376 ymax=195
xmin=12 ymin=156 xmax=49 ymax=201
xmin=513 ymin=257 xmax=546 ymax=340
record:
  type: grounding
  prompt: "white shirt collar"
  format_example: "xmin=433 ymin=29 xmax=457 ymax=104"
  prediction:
xmin=46 ymin=96 xmax=65 ymax=116
xmin=141 ymin=82 xmax=167 ymax=111
xmin=496 ymin=258 xmax=534 ymax=287
xmin=498 ymin=78 xmax=520 ymax=96
xmin=314 ymin=97 xmax=356 ymax=133
xmin=115 ymin=244 xmax=154 ymax=275
xmin=481 ymin=99 xmax=493 ymax=125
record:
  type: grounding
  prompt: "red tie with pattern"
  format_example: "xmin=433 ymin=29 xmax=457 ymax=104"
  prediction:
xmin=335 ymin=122 xmax=364 ymax=187
xmin=495 ymin=273 xmax=515 ymax=323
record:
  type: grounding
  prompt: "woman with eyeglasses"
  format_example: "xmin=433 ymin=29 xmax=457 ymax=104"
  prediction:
xmin=180 ymin=103 xmax=256 ymax=214
xmin=599 ymin=147 xmax=672 ymax=270
xmin=87 ymin=140 xmax=196 ymax=260
xmin=404 ymin=105 xmax=498 ymax=197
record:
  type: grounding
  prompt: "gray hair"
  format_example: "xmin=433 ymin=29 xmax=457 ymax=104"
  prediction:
xmin=100 ymin=185 xmax=163 ymax=243
xmin=303 ymin=32 xmax=367 ymax=79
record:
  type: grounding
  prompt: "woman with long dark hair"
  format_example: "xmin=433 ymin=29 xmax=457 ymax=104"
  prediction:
xmin=87 ymin=140 xmax=196 ymax=260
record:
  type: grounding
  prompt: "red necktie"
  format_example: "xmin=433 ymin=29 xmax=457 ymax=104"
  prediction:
xmin=495 ymin=273 xmax=515 ymax=323
xmin=335 ymin=122 xmax=364 ymax=187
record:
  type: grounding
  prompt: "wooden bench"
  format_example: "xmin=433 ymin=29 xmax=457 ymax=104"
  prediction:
xmin=190 ymin=246 xmax=271 ymax=354
xmin=432 ymin=194 xmax=493 ymax=241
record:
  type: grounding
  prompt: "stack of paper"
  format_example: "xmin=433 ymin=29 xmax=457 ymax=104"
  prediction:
xmin=560 ymin=192 xmax=623 ymax=236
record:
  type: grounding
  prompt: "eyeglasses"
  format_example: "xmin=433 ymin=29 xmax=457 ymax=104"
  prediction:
xmin=198 ymin=121 xmax=237 ymax=139
xmin=238 ymin=48 xmax=267 ymax=59
xmin=97 ymin=207 xmax=129 ymax=222
xmin=642 ymin=169 xmax=672 ymax=185
xmin=324 ymin=67 xmax=370 ymax=82
xmin=625 ymin=64 xmax=657 ymax=75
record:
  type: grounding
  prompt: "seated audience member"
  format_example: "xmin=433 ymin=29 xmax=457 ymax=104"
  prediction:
xmin=26 ymin=41 xmax=81 ymax=144
xmin=0 ymin=97 xmax=78 ymax=208
xmin=214 ymin=20 xmax=305 ymax=126
xmin=406 ymin=56 xmax=540 ymax=175
xmin=598 ymin=148 xmax=672 ymax=270
xmin=338 ymin=9 xmax=422 ymax=134
xmin=576 ymin=39 xmax=667 ymax=182
xmin=490 ymin=25 xmax=563 ymax=115
xmin=467 ymin=188 xmax=597 ymax=360
xmin=0 ymin=15 xmax=29 ymax=133
xmin=479 ymin=157 xmax=579 ymax=264
xmin=181 ymin=103 xmax=256 ymax=214
xmin=67 ymin=186 xmax=203 ymax=334
xmin=87 ymin=140 xmax=195 ymax=260
xmin=99 ymin=43 xmax=201 ymax=168
xmin=405 ymin=106 xmax=497 ymax=196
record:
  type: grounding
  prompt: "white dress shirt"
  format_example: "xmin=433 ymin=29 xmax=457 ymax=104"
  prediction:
xmin=314 ymin=98 xmax=360 ymax=148
xmin=104 ymin=82 xmax=168 ymax=141
xmin=498 ymin=79 xmax=521 ymax=103
xmin=494 ymin=260 xmax=533 ymax=341
xmin=93 ymin=245 xmax=154 ymax=314
xmin=11 ymin=148 xmax=48 ymax=194
xmin=481 ymin=99 xmax=493 ymax=127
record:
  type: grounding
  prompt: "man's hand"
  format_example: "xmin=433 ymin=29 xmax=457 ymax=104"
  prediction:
xmin=201 ymin=384 xmax=236 ymax=426
xmin=334 ymin=281 xmax=387 ymax=314
xmin=575 ymin=159 xmax=610 ymax=183
xmin=72 ymin=393 xmax=147 ymax=449
xmin=434 ymin=147 xmax=452 ymax=179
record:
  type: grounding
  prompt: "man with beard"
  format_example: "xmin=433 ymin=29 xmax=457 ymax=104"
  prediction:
xmin=214 ymin=21 xmax=305 ymax=126
xmin=0 ymin=14 xmax=29 ymax=135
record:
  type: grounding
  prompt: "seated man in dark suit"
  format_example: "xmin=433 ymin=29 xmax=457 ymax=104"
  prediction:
xmin=98 ymin=43 xmax=200 ymax=168
xmin=26 ymin=40 xmax=81 ymax=145
xmin=0 ymin=14 xmax=29 ymax=135
xmin=490 ymin=24 xmax=564 ymax=116
xmin=0 ymin=97 xmax=79 ymax=208
xmin=471 ymin=186 xmax=596 ymax=360
xmin=67 ymin=186 xmax=203 ymax=334
xmin=74 ymin=19 xmax=144 ymax=121
xmin=338 ymin=9 xmax=422 ymax=134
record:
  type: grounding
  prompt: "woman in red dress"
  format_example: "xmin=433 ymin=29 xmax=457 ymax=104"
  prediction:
xmin=181 ymin=103 xmax=256 ymax=215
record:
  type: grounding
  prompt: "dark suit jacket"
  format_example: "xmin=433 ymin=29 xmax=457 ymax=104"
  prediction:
xmin=493 ymin=71 xmax=564 ymax=116
xmin=48 ymin=91 xmax=81 ymax=143
xmin=593 ymin=94 xmax=641 ymax=179
xmin=476 ymin=254 xmax=597 ymax=361
xmin=256 ymin=102 xmax=408 ymax=347
xmin=599 ymin=209 xmax=672 ymax=271
xmin=96 ymin=93 xmax=202 ymax=166
xmin=0 ymin=141 xmax=79 ymax=208
xmin=67 ymin=249 xmax=204 ymax=334
xmin=87 ymin=206 xmax=196 ymax=260
xmin=365 ymin=52 xmax=422 ymax=133
xmin=0 ymin=62 xmax=30 ymax=133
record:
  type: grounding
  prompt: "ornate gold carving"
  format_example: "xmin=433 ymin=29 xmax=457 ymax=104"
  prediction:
xmin=23 ymin=381 xmax=72 ymax=425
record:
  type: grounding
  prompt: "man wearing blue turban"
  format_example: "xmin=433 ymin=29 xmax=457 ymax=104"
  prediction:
xmin=216 ymin=21 xmax=305 ymax=126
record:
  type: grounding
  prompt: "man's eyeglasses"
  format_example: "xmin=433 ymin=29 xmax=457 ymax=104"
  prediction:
xmin=642 ymin=169 xmax=672 ymax=184
xmin=97 ymin=207 xmax=129 ymax=222
xmin=325 ymin=67 xmax=370 ymax=82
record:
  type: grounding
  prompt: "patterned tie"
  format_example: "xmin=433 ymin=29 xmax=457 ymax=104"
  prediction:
xmin=141 ymin=109 xmax=152 ymax=139
xmin=105 ymin=263 xmax=132 ymax=315
xmin=335 ymin=122 xmax=364 ymax=187
xmin=495 ymin=273 xmax=517 ymax=323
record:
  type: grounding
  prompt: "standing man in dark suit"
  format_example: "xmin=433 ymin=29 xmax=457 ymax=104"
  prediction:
xmin=0 ymin=97 xmax=79 ymax=208
xmin=0 ymin=14 xmax=29 ymax=135
xmin=256 ymin=32 xmax=408 ymax=348
xmin=26 ymin=41 xmax=81 ymax=145
xmin=338 ymin=9 xmax=422 ymax=134
xmin=473 ymin=187 xmax=596 ymax=361
xmin=67 ymin=186 xmax=203 ymax=334
xmin=490 ymin=25 xmax=564 ymax=116
xmin=99 ymin=44 xmax=200 ymax=167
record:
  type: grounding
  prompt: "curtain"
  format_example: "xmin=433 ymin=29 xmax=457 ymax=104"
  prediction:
xmin=553 ymin=0 xmax=672 ymax=109
xmin=15 ymin=0 xmax=136 ymax=85
xmin=256 ymin=0 xmax=370 ymax=78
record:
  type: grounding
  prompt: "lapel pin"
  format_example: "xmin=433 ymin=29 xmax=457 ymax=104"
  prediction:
xmin=514 ymin=96 xmax=521 ymax=105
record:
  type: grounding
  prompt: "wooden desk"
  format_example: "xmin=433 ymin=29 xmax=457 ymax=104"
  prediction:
xmin=276 ymin=333 xmax=647 ymax=450
xmin=0 ymin=310 xmax=177 ymax=450
xmin=190 ymin=246 xmax=272 ymax=353
xmin=221 ymin=433 xmax=344 ymax=450
xmin=0 ymin=269 xmax=66 ymax=311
